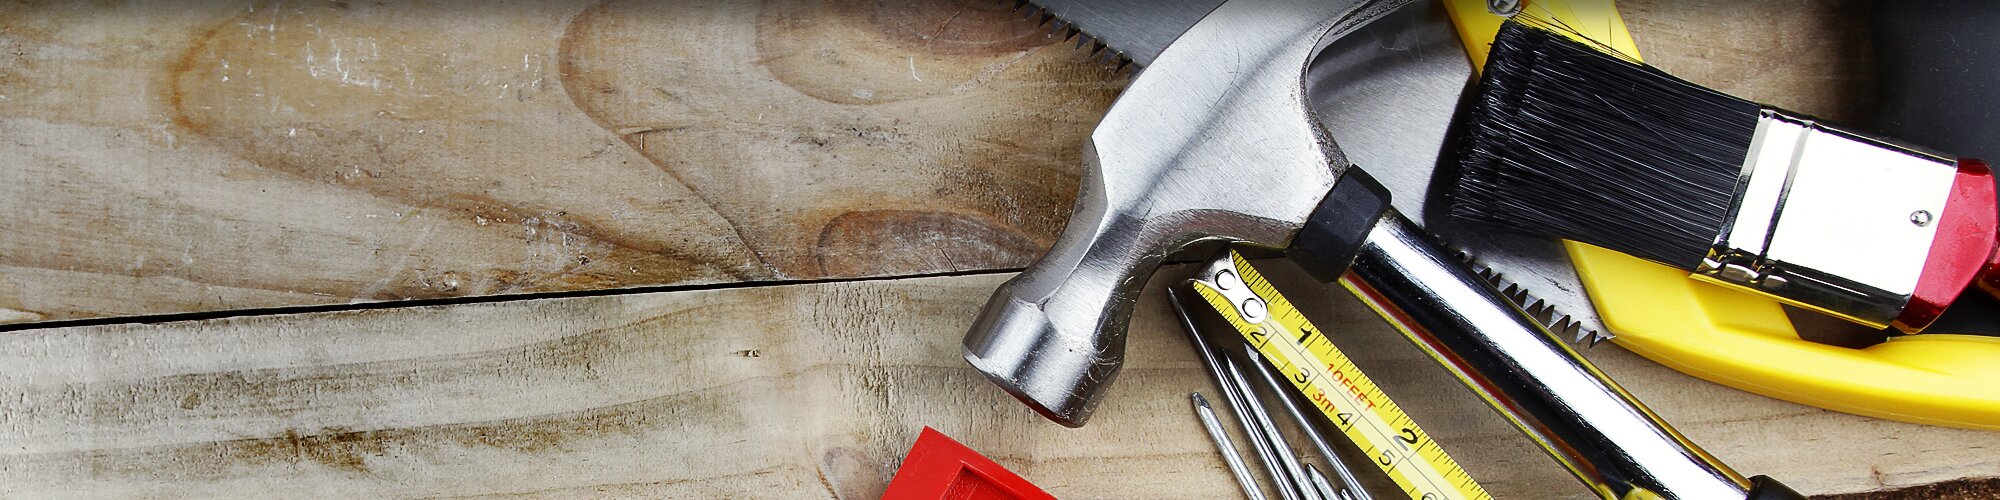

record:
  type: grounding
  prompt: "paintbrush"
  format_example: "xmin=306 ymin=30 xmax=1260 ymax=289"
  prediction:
xmin=1446 ymin=20 xmax=2000 ymax=334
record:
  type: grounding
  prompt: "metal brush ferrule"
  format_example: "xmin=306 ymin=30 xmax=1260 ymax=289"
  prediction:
xmin=1696 ymin=110 xmax=1959 ymax=328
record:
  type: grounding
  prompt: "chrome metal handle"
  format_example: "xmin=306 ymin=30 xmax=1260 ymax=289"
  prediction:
xmin=1343 ymin=210 xmax=1750 ymax=499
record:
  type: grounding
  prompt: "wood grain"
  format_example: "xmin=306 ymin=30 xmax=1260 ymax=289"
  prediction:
xmin=11 ymin=2 xmax=1974 ymax=496
xmin=0 ymin=0 xmax=1881 ymax=326
xmin=1 ymin=265 xmax=1994 ymax=498
xmin=0 ymin=0 xmax=1116 ymax=324
xmin=1620 ymin=0 xmax=1877 ymax=125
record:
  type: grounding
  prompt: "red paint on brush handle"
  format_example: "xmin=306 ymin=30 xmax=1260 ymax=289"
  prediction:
xmin=1985 ymin=239 xmax=2000 ymax=299
xmin=1895 ymin=159 xmax=1999 ymax=333
xmin=1984 ymin=237 xmax=2000 ymax=296
xmin=1985 ymin=177 xmax=2000 ymax=297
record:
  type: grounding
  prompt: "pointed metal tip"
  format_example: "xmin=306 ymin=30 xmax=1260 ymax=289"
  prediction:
xmin=1304 ymin=464 xmax=1343 ymax=500
xmin=1191 ymin=391 xmax=1210 ymax=408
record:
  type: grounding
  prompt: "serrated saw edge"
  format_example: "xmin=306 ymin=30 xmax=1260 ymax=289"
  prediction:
xmin=1450 ymin=244 xmax=1613 ymax=346
xmin=1008 ymin=0 xmax=1135 ymax=71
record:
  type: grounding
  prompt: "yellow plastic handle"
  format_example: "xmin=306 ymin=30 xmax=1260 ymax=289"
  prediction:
xmin=1441 ymin=0 xmax=2000 ymax=430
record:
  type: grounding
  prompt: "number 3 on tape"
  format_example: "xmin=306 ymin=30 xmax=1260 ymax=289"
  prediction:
xmin=1187 ymin=250 xmax=1491 ymax=500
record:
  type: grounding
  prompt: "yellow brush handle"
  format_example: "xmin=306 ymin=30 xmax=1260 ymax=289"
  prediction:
xmin=1438 ymin=0 xmax=2000 ymax=430
xmin=1443 ymin=0 xmax=1639 ymax=67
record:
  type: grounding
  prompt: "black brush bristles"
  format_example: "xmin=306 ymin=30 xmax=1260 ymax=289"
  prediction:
xmin=1448 ymin=20 xmax=1763 ymax=269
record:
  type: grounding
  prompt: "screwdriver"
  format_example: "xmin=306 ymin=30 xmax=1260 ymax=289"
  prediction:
xmin=1194 ymin=392 xmax=1269 ymax=500
xmin=1173 ymin=288 xmax=1309 ymax=500
xmin=1244 ymin=348 xmax=1371 ymax=500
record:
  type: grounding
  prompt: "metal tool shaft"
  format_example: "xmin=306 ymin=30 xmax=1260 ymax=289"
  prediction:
xmin=1195 ymin=392 xmax=1270 ymax=500
xmin=1244 ymin=349 xmax=1372 ymax=500
xmin=1224 ymin=355 xmax=1324 ymax=500
xmin=1342 ymin=210 xmax=1750 ymax=499
xmin=1304 ymin=465 xmax=1350 ymax=500
xmin=1173 ymin=289 xmax=1306 ymax=500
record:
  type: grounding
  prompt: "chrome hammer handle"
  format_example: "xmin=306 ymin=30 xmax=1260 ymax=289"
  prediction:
xmin=1343 ymin=210 xmax=1763 ymax=499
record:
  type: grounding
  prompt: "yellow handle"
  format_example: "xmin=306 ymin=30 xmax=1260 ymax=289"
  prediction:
xmin=1439 ymin=0 xmax=2000 ymax=430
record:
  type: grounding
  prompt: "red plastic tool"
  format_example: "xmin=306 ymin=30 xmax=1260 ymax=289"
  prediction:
xmin=881 ymin=427 xmax=1055 ymax=500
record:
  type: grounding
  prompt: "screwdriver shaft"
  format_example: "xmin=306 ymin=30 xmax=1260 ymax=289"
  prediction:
xmin=1172 ymin=289 xmax=1306 ymax=500
xmin=1225 ymin=354 xmax=1325 ymax=500
xmin=1195 ymin=392 xmax=1270 ymax=500
xmin=1245 ymin=349 xmax=1374 ymax=500
xmin=1305 ymin=464 xmax=1346 ymax=500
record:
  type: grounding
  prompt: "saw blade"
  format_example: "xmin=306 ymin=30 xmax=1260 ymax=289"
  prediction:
xmin=1447 ymin=230 xmax=1613 ymax=344
xmin=1019 ymin=0 xmax=1609 ymax=344
xmin=1013 ymin=0 xmax=1223 ymax=67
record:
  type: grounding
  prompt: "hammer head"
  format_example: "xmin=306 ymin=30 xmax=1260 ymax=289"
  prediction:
xmin=964 ymin=0 xmax=1386 ymax=426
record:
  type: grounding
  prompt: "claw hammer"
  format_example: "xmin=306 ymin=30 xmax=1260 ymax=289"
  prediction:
xmin=959 ymin=0 xmax=1803 ymax=498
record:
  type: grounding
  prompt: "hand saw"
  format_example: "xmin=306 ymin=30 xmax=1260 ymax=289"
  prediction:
xmin=1022 ymin=0 xmax=2000 ymax=431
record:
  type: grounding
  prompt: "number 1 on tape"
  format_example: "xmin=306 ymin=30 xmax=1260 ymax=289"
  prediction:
xmin=1187 ymin=250 xmax=1490 ymax=500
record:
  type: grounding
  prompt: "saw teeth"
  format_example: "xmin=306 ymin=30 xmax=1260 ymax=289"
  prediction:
xmin=1006 ymin=0 xmax=1075 ymax=40
xmin=1018 ymin=5 xmax=1042 ymax=22
xmin=1010 ymin=1 xmax=1132 ymax=71
xmin=1586 ymin=331 xmax=1614 ymax=347
xmin=1552 ymin=318 xmax=1583 ymax=341
xmin=1450 ymin=241 xmax=1609 ymax=347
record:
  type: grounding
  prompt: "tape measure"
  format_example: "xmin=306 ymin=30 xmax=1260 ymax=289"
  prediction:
xmin=1187 ymin=250 xmax=1490 ymax=500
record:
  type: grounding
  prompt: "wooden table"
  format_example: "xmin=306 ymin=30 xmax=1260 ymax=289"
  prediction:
xmin=2 ymin=0 xmax=1994 ymax=497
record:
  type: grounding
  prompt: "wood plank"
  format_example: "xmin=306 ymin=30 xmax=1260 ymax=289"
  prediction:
xmin=6 ymin=1 xmax=1978 ymax=498
xmin=1620 ymin=0 xmax=1877 ymax=125
xmin=3 ymin=265 xmax=1993 ymax=498
xmin=0 ymin=0 xmax=1116 ymax=323
xmin=0 ymin=0 xmax=1878 ymax=325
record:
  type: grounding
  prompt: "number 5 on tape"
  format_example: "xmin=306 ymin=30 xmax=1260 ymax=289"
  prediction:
xmin=1187 ymin=250 xmax=1490 ymax=500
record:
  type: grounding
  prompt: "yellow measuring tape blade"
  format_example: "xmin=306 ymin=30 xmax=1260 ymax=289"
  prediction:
xmin=1189 ymin=250 xmax=1490 ymax=500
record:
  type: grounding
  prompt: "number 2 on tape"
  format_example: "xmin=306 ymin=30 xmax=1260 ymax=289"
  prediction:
xmin=1189 ymin=250 xmax=1490 ymax=500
